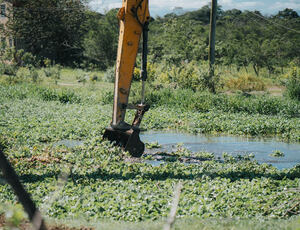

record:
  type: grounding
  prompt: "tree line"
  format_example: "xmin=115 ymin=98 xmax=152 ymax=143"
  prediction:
xmin=148 ymin=7 xmax=300 ymax=76
xmin=1 ymin=0 xmax=299 ymax=73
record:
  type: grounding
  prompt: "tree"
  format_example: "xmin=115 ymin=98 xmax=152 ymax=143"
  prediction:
xmin=83 ymin=9 xmax=119 ymax=69
xmin=6 ymin=0 xmax=87 ymax=65
xmin=181 ymin=4 xmax=223 ymax=24
xmin=275 ymin=8 xmax=299 ymax=19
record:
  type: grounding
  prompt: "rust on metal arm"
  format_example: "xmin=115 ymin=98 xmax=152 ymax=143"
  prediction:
xmin=112 ymin=0 xmax=150 ymax=127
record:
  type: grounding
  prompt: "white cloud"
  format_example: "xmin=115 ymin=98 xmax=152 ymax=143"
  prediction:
xmin=219 ymin=0 xmax=263 ymax=10
xmin=88 ymin=0 xmax=299 ymax=16
xmin=89 ymin=0 xmax=210 ymax=16
xmin=219 ymin=0 xmax=233 ymax=5
xmin=150 ymin=0 xmax=209 ymax=9
xmin=271 ymin=1 xmax=300 ymax=11
xmin=107 ymin=2 xmax=121 ymax=9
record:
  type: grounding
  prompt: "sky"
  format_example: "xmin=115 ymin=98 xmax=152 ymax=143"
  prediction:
xmin=88 ymin=0 xmax=300 ymax=17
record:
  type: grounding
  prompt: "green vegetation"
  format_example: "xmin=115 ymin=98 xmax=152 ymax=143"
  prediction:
xmin=1 ymin=2 xmax=300 ymax=229
xmin=1 ymin=3 xmax=300 ymax=103
xmin=1 ymin=2 xmax=300 ymax=73
xmin=286 ymin=65 xmax=300 ymax=101
xmin=3 ymin=0 xmax=86 ymax=65
xmin=0 ymin=81 xmax=299 ymax=142
xmin=0 ymin=70 xmax=299 ymax=228
xmin=269 ymin=150 xmax=285 ymax=158
xmin=145 ymin=142 xmax=162 ymax=149
xmin=0 ymin=125 xmax=299 ymax=221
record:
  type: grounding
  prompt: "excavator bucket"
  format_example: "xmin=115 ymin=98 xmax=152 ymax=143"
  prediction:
xmin=103 ymin=127 xmax=145 ymax=157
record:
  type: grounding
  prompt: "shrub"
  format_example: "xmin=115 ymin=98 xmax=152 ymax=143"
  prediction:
xmin=14 ymin=67 xmax=30 ymax=83
xmin=133 ymin=63 xmax=157 ymax=82
xmin=0 ymin=62 xmax=4 ymax=75
xmin=8 ymin=66 xmax=41 ymax=83
xmin=150 ymin=62 xmax=220 ymax=93
xmin=38 ymin=87 xmax=81 ymax=104
xmin=90 ymin=74 xmax=99 ymax=82
xmin=30 ymin=68 xmax=39 ymax=83
xmin=136 ymin=87 xmax=300 ymax=117
xmin=101 ymin=91 xmax=114 ymax=104
xmin=269 ymin=150 xmax=285 ymax=157
xmin=175 ymin=64 xmax=199 ymax=90
xmin=225 ymin=74 xmax=266 ymax=92
xmin=43 ymin=58 xmax=52 ymax=67
xmin=75 ymin=69 xmax=88 ymax=84
xmin=21 ymin=52 xmax=37 ymax=67
xmin=103 ymin=66 xmax=115 ymax=83
xmin=285 ymin=66 xmax=300 ymax=101
xmin=38 ymin=88 xmax=58 ymax=101
xmin=133 ymin=67 xmax=141 ymax=81
xmin=57 ymin=90 xmax=81 ymax=104
xmin=0 ymin=62 xmax=18 ymax=76
xmin=7 ymin=49 xmax=39 ymax=67
xmin=195 ymin=66 xmax=220 ymax=93
xmin=43 ymin=65 xmax=61 ymax=84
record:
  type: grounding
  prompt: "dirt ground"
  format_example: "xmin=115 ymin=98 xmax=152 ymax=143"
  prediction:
xmin=0 ymin=215 xmax=94 ymax=230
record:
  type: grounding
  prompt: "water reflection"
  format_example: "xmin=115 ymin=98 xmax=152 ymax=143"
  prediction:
xmin=141 ymin=132 xmax=300 ymax=170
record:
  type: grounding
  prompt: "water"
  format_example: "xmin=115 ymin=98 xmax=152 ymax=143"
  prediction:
xmin=140 ymin=132 xmax=300 ymax=170
xmin=53 ymin=140 xmax=84 ymax=148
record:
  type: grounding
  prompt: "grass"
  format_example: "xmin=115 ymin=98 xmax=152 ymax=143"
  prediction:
xmin=0 ymin=68 xmax=300 ymax=229
xmin=39 ymin=217 xmax=300 ymax=230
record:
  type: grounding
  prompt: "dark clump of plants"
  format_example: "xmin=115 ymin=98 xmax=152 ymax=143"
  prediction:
xmin=38 ymin=87 xmax=81 ymax=104
xmin=0 ymin=84 xmax=80 ymax=104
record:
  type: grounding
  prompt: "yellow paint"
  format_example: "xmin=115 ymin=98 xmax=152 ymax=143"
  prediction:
xmin=112 ymin=0 xmax=150 ymax=126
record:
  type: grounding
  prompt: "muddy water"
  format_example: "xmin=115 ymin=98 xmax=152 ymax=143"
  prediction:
xmin=140 ymin=132 xmax=300 ymax=170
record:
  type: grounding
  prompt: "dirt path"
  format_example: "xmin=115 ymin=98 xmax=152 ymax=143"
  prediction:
xmin=0 ymin=215 xmax=94 ymax=230
xmin=58 ymin=82 xmax=81 ymax=87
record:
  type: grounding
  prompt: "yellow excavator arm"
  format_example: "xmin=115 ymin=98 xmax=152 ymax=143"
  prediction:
xmin=113 ymin=0 xmax=150 ymax=127
xmin=103 ymin=0 xmax=150 ymax=157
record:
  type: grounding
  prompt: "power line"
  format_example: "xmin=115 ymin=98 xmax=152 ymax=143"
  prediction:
xmin=248 ymin=11 xmax=300 ymax=34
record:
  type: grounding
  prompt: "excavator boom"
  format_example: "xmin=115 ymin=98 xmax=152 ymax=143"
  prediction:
xmin=103 ymin=0 xmax=150 ymax=157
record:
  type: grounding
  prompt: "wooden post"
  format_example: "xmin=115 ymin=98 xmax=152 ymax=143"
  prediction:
xmin=208 ymin=0 xmax=217 ymax=93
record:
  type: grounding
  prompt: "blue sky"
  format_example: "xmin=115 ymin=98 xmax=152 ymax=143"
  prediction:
xmin=89 ymin=0 xmax=300 ymax=17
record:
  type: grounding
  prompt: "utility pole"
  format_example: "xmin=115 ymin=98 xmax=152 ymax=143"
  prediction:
xmin=208 ymin=0 xmax=217 ymax=93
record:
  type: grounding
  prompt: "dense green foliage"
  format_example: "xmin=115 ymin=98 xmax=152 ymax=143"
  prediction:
xmin=0 ymin=95 xmax=299 ymax=221
xmin=132 ymin=87 xmax=300 ymax=117
xmin=83 ymin=10 xmax=119 ymax=69
xmin=2 ymin=3 xmax=300 ymax=72
xmin=148 ymin=7 xmax=300 ymax=73
xmin=1 ymin=3 xmax=300 ymax=228
xmin=286 ymin=65 xmax=300 ymax=101
xmin=4 ymin=0 xmax=87 ymax=65
xmin=0 ymin=82 xmax=299 ymax=141
xmin=1 ymin=4 xmax=299 ymax=104
xmin=0 ymin=75 xmax=299 ymax=227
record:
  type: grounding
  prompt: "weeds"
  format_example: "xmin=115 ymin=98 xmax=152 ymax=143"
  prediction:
xmin=43 ymin=65 xmax=61 ymax=84
xmin=225 ymin=73 xmax=266 ymax=92
xmin=0 ymin=68 xmax=299 ymax=226
xmin=286 ymin=66 xmax=300 ymax=101
xmin=131 ymin=87 xmax=300 ymax=117
xmin=38 ymin=87 xmax=81 ymax=104
xmin=103 ymin=65 xmax=115 ymax=83
xmin=269 ymin=150 xmax=285 ymax=158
